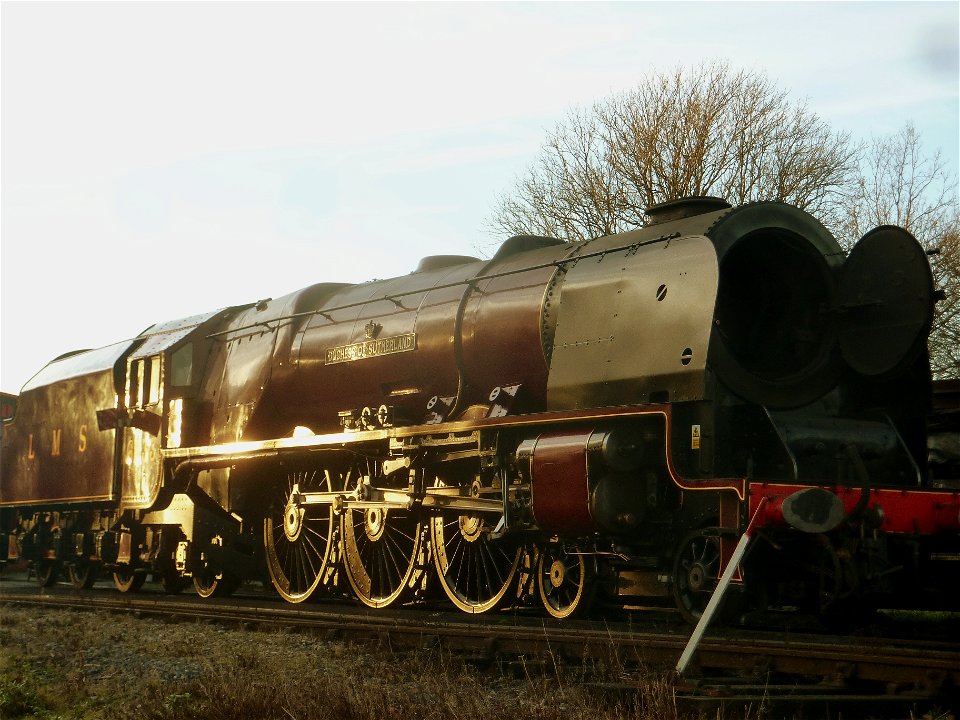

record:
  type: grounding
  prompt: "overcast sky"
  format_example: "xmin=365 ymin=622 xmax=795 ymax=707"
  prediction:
xmin=2 ymin=1 xmax=958 ymax=393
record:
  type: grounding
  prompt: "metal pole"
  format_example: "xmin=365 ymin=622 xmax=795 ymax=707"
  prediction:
xmin=676 ymin=497 xmax=768 ymax=675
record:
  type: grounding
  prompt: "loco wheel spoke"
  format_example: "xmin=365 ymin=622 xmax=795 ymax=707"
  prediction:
xmin=430 ymin=478 xmax=520 ymax=614
xmin=537 ymin=543 xmax=594 ymax=619
xmin=265 ymin=467 xmax=337 ymax=603
xmin=341 ymin=461 xmax=423 ymax=609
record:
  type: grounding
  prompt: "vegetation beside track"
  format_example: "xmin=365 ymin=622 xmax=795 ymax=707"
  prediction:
xmin=0 ymin=604 xmax=762 ymax=720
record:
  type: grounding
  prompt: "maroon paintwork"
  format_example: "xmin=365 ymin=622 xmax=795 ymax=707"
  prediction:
xmin=0 ymin=342 xmax=131 ymax=507
xmin=254 ymin=240 xmax=570 ymax=437
xmin=525 ymin=429 xmax=595 ymax=534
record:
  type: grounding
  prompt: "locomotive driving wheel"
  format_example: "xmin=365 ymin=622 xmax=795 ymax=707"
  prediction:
xmin=537 ymin=542 xmax=595 ymax=619
xmin=265 ymin=467 xmax=338 ymax=603
xmin=430 ymin=477 xmax=521 ymax=614
xmin=341 ymin=460 xmax=424 ymax=608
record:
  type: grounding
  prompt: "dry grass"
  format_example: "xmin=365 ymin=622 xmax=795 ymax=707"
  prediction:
xmin=9 ymin=602 xmax=946 ymax=720
xmin=0 ymin=603 xmax=722 ymax=720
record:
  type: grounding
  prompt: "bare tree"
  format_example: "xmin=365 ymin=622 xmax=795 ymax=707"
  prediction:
xmin=489 ymin=62 xmax=860 ymax=242
xmin=841 ymin=124 xmax=960 ymax=379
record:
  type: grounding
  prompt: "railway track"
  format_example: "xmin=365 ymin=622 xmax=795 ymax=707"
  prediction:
xmin=2 ymin=569 xmax=958 ymax=716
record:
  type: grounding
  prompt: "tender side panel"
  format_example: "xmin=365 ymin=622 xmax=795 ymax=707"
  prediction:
xmin=0 ymin=342 xmax=132 ymax=506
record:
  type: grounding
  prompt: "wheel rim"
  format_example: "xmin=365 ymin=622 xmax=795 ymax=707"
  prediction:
xmin=537 ymin=544 xmax=593 ymax=619
xmin=193 ymin=571 xmax=239 ymax=599
xmin=68 ymin=562 xmax=100 ymax=590
xmin=430 ymin=478 xmax=520 ymax=614
xmin=193 ymin=573 xmax=217 ymax=598
xmin=672 ymin=531 xmax=722 ymax=624
xmin=341 ymin=462 xmax=423 ymax=609
xmin=265 ymin=468 xmax=336 ymax=603
xmin=112 ymin=566 xmax=145 ymax=593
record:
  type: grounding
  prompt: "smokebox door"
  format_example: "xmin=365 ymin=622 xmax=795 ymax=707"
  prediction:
xmin=837 ymin=226 xmax=934 ymax=378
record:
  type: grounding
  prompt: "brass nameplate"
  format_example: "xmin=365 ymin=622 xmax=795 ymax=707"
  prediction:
xmin=325 ymin=333 xmax=417 ymax=365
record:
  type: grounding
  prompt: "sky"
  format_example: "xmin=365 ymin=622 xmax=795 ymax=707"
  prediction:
xmin=2 ymin=1 xmax=958 ymax=393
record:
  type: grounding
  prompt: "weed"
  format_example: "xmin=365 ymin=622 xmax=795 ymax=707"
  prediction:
xmin=0 ymin=675 xmax=48 ymax=719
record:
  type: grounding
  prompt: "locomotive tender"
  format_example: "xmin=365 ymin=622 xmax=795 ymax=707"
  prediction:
xmin=2 ymin=198 xmax=958 ymax=620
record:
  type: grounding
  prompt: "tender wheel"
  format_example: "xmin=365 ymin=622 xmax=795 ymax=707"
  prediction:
xmin=68 ymin=561 xmax=100 ymax=590
xmin=192 ymin=537 xmax=241 ymax=598
xmin=159 ymin=571 xmax=190 ymax=594
xmin=430 ymin=478 xmax=521 ymax=614
xmin=265 ymin=467 xmax=338 ymax=603
xmin=35 ymin=559 xmax=61 ymax=588
xmin=112 ymin=566 xmax=146 ymax=593
xmin=537 ymin=542 xmax=595 ymax=619
xmin=341 ymin=461 xmax=424 ymax=608
xmin=193 ymin=570 xmax=240 ymax=599
xmin=672 ymin=529 xmax=740 ymax=625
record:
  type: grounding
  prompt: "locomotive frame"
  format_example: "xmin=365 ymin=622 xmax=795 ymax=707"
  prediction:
xmin=3 ymin=197 xmax=958 ymax=622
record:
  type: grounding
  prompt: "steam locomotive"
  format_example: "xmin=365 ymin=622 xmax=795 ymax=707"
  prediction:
xmin=2 ymin=197 xmax=957 ymax=620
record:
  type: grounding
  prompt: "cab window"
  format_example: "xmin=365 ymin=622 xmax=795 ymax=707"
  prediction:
xmin=148 ymin=356 xmax=161 ymax=405
xmin=128 ymin=355 xmax=163 ymax=408
xmin=170 ymin=344 xmax=193 ymax=386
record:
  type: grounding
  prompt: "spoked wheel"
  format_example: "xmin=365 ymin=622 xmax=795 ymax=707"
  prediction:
xmin=68 ymin=561 xmax=100 ymax=590
xmin=192 ymin=537 xmax=241 ymax=599
xmin=35 ymin=559 xmax=61 ymax=588
xmin=265 ymin=467 xmax=338 ymax=603
xmin=430 ymin=478 xmax=521 ymax=614
xmin=672 ymin=529 xmax=740 ymax=624
xmin=193 ymin=570 xmax=241 ymax=599
xmin=112 ymin=566 xmax=146 ymax=593
xmin=537 ymin=542 xmax=595 ymax=619
xmin=341 ymin=461 xmax=424 ymax=609
xmin=807 ymin=533 xmax=859 ymax=622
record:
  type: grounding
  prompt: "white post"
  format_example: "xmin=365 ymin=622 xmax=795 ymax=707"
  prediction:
xmin=676 ymin=497 xmax=768 ymax=675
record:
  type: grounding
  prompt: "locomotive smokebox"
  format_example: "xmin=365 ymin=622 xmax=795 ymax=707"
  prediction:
xmin=705 ymin=204 xmax=933 ymax=408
